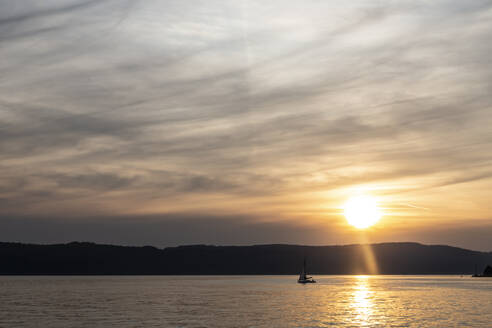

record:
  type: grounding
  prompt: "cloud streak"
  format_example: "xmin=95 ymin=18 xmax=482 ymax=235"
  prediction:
xmin=1 ymin=0 xmax=492 ymax=248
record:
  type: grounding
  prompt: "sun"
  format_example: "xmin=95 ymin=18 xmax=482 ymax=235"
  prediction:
xmin=343 ymin=195 xmax=382 ymax=229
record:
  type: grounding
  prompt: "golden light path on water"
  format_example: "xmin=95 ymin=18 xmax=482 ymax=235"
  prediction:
xmin=351 ymin=276 xmax=374 ymax=326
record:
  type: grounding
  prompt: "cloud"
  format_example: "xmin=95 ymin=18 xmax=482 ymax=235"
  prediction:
xmin=0 ymin=0 xmax=492 ymax=248
xmin=0 ymin=214 xmax=325 ymax=247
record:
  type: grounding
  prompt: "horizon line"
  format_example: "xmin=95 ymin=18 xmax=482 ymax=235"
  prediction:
xmin=1 ymin=240 xmax=490 ymax=253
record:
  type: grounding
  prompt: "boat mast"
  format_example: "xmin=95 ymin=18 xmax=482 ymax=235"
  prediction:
xmin=302 ymin=257 xmax=307 ymax=279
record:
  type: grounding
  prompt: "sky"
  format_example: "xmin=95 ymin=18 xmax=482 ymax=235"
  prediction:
xmin=1 ymin=0 xmax=492 ymax=251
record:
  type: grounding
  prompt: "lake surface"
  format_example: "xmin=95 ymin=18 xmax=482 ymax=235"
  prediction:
xmin=1 ymin=275 xmax=491 ymax=327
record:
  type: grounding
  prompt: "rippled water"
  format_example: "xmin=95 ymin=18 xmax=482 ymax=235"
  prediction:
xmin=1 ymin=275 xmax=491 ymax=327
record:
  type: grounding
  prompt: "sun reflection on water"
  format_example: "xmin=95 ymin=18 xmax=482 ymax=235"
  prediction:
xmin=351 ymin=276 xmax=374 ymax=326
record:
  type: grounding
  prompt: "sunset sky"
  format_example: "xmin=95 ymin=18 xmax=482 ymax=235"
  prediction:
xmin=1 ymin=0 xmax=492 ymax=250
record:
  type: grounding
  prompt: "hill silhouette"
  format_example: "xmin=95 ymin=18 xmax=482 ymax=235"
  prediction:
xmin=0 ymin=241 xmax=490 ymax=275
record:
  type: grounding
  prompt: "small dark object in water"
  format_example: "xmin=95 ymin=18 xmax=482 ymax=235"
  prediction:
xmin=298 ymin=258 xmax=316 ymax=284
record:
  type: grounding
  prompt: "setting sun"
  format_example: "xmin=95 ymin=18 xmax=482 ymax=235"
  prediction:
xmin=344 ymin=196 xmax=382 ymax=229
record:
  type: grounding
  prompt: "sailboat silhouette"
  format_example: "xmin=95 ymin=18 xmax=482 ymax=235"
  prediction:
xmin=298 ymin=258 xmax=316 ymax=283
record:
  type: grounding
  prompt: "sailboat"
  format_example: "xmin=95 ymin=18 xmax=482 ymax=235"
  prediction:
xmin=298 ymin=258 xmax=316 ymax=283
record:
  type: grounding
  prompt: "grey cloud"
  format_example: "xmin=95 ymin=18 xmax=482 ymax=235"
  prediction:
xmin=0 ymin=214 xmax=325 ymax=248
xmin=48 ymin=172 xmax=136 ymax=190
xmin=0 ymin=0 xmax=103 ymax=27
xmin=1 ymin=0 xmax=492 ymax=248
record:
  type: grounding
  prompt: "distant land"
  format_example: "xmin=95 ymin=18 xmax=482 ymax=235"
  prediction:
xmin=1 ymin=242 xmax=491 ymax=275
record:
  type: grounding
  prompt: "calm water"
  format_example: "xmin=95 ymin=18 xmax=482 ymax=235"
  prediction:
xmin=1 ymin=275 xmax=491 ymax=327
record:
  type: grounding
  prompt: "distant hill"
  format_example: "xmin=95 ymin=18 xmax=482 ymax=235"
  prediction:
xmin=0 ymin=241 xmax=491 ymax=275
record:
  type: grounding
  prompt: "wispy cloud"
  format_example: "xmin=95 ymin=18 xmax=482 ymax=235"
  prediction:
xmin=1 ymin=0 xmax=492 ymax=248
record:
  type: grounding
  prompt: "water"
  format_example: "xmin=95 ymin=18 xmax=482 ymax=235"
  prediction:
xmin=1 ymin=275 xmax=491 ymax=327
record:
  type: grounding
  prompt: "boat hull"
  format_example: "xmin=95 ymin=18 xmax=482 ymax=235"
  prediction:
xmin=297 ymin=279 xmax=316 ymax=284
